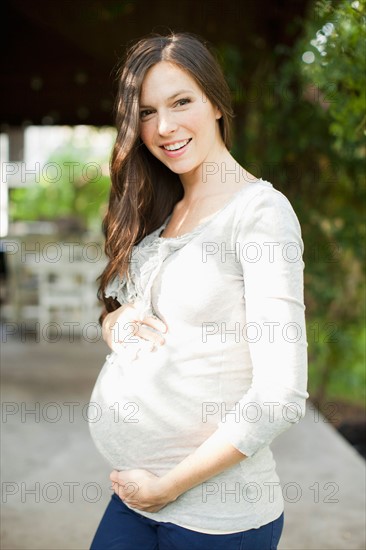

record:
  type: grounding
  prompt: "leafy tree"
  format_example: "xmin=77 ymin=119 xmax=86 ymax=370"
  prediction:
xmin=10 ymin=127 xmax=114 ymax=233
xmin=217 ymin=0 xmax=365 ymax=405
xmin=301 ymin=0 xmax=366 ymax=155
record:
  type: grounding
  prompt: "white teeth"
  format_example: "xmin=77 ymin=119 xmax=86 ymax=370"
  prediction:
xmin=163 ymin=139 xmax=190 ymax=151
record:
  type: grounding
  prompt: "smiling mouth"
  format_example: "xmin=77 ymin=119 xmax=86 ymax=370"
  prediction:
xmin=161 ymin=138 xmax=192 ymax=151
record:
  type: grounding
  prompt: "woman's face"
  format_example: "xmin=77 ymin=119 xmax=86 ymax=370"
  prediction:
xmin=139 ymin=61 xmax=223 ymax=178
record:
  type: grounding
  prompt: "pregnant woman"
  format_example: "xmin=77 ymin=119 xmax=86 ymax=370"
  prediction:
xmin=89 ymin=31 xmax=309 ymax=550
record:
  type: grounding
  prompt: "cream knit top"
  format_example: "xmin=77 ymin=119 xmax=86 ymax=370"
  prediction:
xmin=89 ymin=178 xmax=309 ymax=533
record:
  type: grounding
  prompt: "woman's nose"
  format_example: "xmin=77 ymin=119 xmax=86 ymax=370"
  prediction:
xmin=157 ymin=112 xmax=177 ymax=135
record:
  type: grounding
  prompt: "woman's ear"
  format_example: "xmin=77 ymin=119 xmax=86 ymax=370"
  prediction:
xmin=215 ymin=106 xmax=223 ymax=120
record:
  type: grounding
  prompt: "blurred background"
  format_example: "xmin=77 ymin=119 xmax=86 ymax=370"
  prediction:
xmin=1 ymin=0 xmax=365 ymax=549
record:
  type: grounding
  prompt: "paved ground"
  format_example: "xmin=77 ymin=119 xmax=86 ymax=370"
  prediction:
xmin=1 ymin=336 xmax=365 ymax=550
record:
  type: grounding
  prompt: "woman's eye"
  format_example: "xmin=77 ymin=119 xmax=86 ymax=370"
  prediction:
xmin=139 ymin=109 xmax=153 ymax=119
xmin=139 ymin=98 xmax=191 ymax=119
xmin=175 ymin=98 xmax=191 ymax=107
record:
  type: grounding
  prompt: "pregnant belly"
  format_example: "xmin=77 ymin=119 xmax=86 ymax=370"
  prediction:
xmin=88 ymin=350 xmax=219 ymax=474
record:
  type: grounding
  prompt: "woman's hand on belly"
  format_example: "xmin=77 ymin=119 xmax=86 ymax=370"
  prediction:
xmin=102 ymin=302 xmax=168 ymax=355
xmin=110 ymin=468 xmax=177 ymax=513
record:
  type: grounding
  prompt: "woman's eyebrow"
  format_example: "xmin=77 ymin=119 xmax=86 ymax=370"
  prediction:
xmin=140 ymin=89 xmax=194 ymax=108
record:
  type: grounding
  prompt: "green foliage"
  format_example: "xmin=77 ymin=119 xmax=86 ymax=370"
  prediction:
xmin=217 ymin=0 xmax=366 ymax=405
xmin=307 ymin=319 xmax=366 ymax=406
xmin=10 ymin=127 xmax=114 ymax=231
xmin=301 ymin=0 xmax=366 ymax=155
xmin=297 ymin=0 xmax=365 ymax=404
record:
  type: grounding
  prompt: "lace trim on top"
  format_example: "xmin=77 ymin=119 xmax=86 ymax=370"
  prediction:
xmin=104 ymin=178 xmax=271 ymax=320
xmin=104 ymin=220 xmax=201 ymax=319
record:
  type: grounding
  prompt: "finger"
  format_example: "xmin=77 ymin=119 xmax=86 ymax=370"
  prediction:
xmin=116 ymin=485 xmax=126 ymax=500
xmin=111 ymin=320 xmax=141 ymax=343
xmin=142 ymin=315 xmax=168 ymax=334
xmin=111 ymin=471 xmax=127 ymax=484
xmin=111 ymin=482 xmax=119 ymax=495
xmin=136 ymin=325 xmax=165 ymax=346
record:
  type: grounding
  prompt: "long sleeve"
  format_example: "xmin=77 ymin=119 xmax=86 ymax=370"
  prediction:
xmin=217 ymin=186 xmax=310 ymax=458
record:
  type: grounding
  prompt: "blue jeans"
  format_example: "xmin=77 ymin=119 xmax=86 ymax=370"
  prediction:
xmin=90 ymin=493 xmax=284 ymax=550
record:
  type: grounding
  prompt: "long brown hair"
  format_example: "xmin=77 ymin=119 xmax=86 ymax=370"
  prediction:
xmin=98 ymin=31 xmax=234 ymax=322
